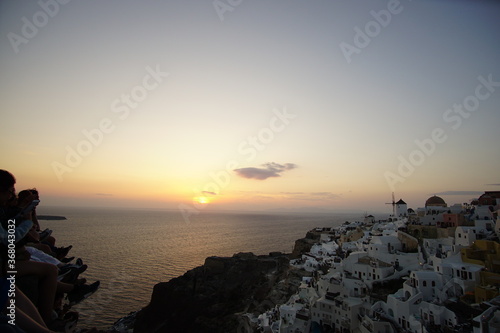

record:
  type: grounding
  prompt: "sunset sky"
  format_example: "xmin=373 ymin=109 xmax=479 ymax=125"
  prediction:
xmin=1 ymin=0 xmax=499 ymax=214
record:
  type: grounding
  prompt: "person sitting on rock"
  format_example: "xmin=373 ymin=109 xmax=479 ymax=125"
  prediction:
xmin=0 ymin=170 xmax=100 ymax=330
xmin=17 ymin=189 xmax=72 ymax=260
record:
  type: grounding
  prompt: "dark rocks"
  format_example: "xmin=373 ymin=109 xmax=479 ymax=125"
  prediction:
xmin=132 ymin=252 xmax=304 ymax=333
xmin=290 ymin=231 xmax=321 ymax=259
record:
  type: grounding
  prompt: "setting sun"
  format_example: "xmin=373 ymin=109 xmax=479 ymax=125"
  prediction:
xmin=194 ymin=196 xmax=209 ymax=204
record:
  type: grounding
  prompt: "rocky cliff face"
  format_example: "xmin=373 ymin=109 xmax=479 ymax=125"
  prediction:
xmin=290 ymin=231 xmax=321 ymax=258
xmin=132 ymin=252 xmax=310 ymax=333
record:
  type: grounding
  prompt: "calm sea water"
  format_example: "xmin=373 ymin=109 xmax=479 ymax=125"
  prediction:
xmin=36 ymin=206 xmax=360 ymax=329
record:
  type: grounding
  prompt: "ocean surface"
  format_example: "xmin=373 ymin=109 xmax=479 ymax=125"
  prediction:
xmin=36 ymin=206 xmax=361 ymax=329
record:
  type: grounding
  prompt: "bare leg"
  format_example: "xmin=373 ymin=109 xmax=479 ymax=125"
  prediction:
xmin=56 ymin=281 xmax=75 ymax=294
xmin=13 ymin=308 xmax=56 ymax=333
xmin=14 ymin=288 xmax=50 ymax=329
xmin=15 ymin=260 xmax=58 ymax=325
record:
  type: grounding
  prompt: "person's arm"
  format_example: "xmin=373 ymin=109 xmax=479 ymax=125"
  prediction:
xmin=31 ymin=208 xmax=41 ymax=232
xmin=31 ymin=207 xmax=40 ymax=231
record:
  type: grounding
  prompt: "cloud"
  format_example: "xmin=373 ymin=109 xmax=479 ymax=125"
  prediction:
xmin=95 ymin=193 xmax=113 ymax=196
xmin=485 ymin=184 xmax=500 ymax=186
xmin=311 ymin=192 xmax=336 ymax=196
xmin=307 ymin=192 xmax=342 ymax=201
xmin=234 ymin=162 xmax=297 ymax=180
xmin=281 ymin=191 xmax=342 ymax=201
xmin=202 ymin=191 xmax=217 ymax=196
xmin=433 ymin=191 xmax=483 ymax=196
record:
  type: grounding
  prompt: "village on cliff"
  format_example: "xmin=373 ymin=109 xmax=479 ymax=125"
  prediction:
xmin=253 ymin=191 xmax=500 ymax=333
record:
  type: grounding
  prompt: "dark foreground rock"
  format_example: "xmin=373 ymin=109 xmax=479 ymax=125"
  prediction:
xmin=132 ymin=252 xmax=310 ymax=333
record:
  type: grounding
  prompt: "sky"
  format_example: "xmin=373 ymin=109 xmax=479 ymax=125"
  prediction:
xmin=1 ymin=0 xmax=499 ymax=215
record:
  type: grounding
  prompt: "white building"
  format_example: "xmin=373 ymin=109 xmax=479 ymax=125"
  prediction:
xmin=349 ymin=256 xmax=395 ymax=285
xmin=432 ymin=253 xmax=483 ymax=297
xmin=395 ymin=199 xmax=408 ymax=217
xmin=455 ymin=226 xmax=477 ymax=247
xmin=279 ymin=300 xmax=311 ymax=333
xmin=310 ymin=294 xmax=366 ymax=332
xmin=473 ymin=306 xmax=500 ymax=333
xmin=404 ymin=271 xmax=442 ymax=302
xmin=419 ymin=301 xmax=459 ymax=331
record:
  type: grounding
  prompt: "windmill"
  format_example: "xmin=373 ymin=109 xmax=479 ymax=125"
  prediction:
xmin=386 ymin=192 xmax=396 ymax=217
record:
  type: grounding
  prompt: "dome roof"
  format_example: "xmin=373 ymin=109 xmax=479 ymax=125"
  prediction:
xmin=425 ymin=195 xmax=447 ymax=207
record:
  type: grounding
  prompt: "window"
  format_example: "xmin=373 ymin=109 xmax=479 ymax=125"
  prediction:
xmin=432 ymin=281 xmax=435 ymax=287
xmin=423 ymin=281 xmax=427 ymax=287
xmin=469 ymin=272 xmax=472 ymax=279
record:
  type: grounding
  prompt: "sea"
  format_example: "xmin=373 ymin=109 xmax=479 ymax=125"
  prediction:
xmin=36 ymin=206 xmax=362 ymax=329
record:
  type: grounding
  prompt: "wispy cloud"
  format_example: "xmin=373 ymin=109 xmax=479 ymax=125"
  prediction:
xmin=95 ymin=193 xmax=113 ymax=196
xmin=202 ymin=191 xmax=217 ymax=196
xmin=485 ymin=184 xmax=500 ymax=186
xmin=234 ymin=162 xmax=297 ymax=180
xmin=433 ymin=191 xmax=483 ymax=196
xmin=281 ymin=191 xmax=342 ymax=201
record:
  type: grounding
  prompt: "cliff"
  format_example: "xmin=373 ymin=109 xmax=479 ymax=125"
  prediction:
xmin=129 ymin=250 xmax=311 ymax=333
xmin=290 ymin=230 xmax=321 ymax=258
